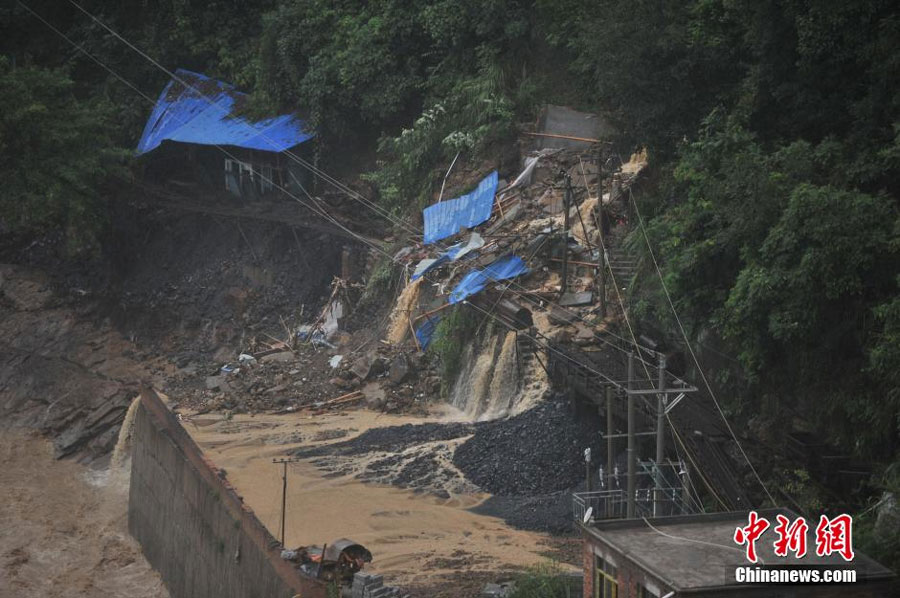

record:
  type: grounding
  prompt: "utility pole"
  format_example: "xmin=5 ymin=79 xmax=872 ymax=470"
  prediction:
xmin=273 ymin=457 xmax=298 ymax=546
xmin=598 ymin=248 xmax=607 ymax=319
xmin=596 ymin=151 xmax=607 ymax=319
xmin=681 ymin=461 xmax=691 ymax=514
xmin=560 ymin=173 xmax=572 ymax=295
xmin=606 ymin=386 xmax=614 ymax=494
xmin=584 ymin=448 xmax=593 ymax=492
xmin=654 ymin=353 xmax=667 ymax=516
xmin=626 ymin=351 xmax=636 ymax=518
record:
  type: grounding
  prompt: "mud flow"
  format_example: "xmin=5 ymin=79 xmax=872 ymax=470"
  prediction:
xmin=0 ymin=430 xmax=167 ymax=598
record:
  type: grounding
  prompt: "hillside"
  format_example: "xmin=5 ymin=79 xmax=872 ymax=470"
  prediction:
xmin=2 ymin=0 xmax=899 ymax=584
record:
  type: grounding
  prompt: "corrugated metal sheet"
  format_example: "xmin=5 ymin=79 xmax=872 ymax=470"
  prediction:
xmin=449 ymin=255 xmax=528 ymax=304
xmin=423 ymin=171 xmax=498 ymax=244
xmin=136 ymin=69 xmax=314 ymax=155
xmin=415 ymin=315 xmax=441 ymax=349
xmin=411 ymin=232 xmax=484 ymax=280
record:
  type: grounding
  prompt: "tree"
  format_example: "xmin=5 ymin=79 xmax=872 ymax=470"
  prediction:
xmin=0 ymin=59 xmax=124 ymax=252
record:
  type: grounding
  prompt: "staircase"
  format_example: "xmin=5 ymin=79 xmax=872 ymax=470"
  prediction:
xmin=602 ymin=226 xmax=638 ymax=288
xmin=516 ymin=331 xmax=549 ymax=384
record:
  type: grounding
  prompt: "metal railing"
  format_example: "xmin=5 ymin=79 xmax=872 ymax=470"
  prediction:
xmin=573 ymin=487 xmax=692 ymax=524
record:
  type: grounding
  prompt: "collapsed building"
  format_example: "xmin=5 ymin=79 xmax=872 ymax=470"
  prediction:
xmin=136 ymin=68 xmax=316 ymax=200
xmin=123 ymin=76 xmax=897 ymax=596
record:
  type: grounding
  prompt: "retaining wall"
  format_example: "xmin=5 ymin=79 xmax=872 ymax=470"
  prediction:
xmin=129 ymin=387 xmax=327 ymax=598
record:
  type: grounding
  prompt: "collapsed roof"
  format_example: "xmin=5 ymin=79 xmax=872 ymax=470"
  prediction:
xmin=136 ymin=68 xmax=314 ymax=155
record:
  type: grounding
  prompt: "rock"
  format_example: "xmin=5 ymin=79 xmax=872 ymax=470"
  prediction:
xmin=389 ymin=353 xmax=412 ymax=385
xmin=482 ymin=582 xmax=514 ymax=597
xmin=574 ymin=322 xmax=594 ymax=340
xmin=0 ymin=265 xmax=53 ymax=311
xmin=260 ymin=351 xmax=296 ymax=364
xmin=560 ymin=291 xmax=593 ymax=307
xmin=350 ymin=350 xmax=386 ymax=380
xmin=547 ymin=305 xmax=578 ymax=326
xmin=330 ymin=376 xmax=352 ymax=390
xmin=205 ymin=375 xmax=228 ymax=390
xmin=362 ymin=381 xmax=386 ymax=409
xmin=544 ymin=327 xmax=572 ymax=344
xmin=425 ymin=376 xmax=441 ymax=395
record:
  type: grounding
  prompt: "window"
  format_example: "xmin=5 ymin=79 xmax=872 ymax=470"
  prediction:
xmin=595 ymin=555 xmax=618 ymax=598
xmin=225 ymin=158 xmax=277 ymax=197
xmin=260 ymin=164 xmax=274 ymax=193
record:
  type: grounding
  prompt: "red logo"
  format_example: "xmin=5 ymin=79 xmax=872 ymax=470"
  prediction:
xmin=734 ymin=512 xmax=854 ymax=563
xmin=773 ymin=514 xmax=809 ymax=558
xmin=815 ymin=514 xmax=855 ymax=562
xmin=733 ymin=510 xmax=770 ymax=563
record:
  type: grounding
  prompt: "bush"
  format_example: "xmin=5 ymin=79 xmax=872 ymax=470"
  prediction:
xmin=508 ymin=562 xmax=574 ymax=598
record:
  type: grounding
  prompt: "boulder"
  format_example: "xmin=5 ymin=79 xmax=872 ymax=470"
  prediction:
xmin=205 ymin=375 xmax=228 ymax=390
xmin=350 ymin=350 xmax=386 ymax=380
xmin=260 ymin=351 xmax=296 ymax=364
xmin=548 ymin=305 xmax=579 ymax=326
xmin=389 ymin=353 xmax=412 ymax=385
xmin=330 ymin=376 xmax=353 ymax=390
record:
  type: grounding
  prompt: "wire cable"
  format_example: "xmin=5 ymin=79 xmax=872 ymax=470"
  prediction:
xmin=628 ymin=186 xmax=777 ymax=507
xmin=41 ymin=2 xmax=736 ymax=510
xmin=64 ymin=0 xmax=664 ymax=367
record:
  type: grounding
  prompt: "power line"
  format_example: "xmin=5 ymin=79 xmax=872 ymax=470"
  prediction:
xmin=35 ymin=4 xmax=728 ymax=513
xmin=63 ymin=0 xmax=663 ymax=368
xmin=628 ymin=186 xmax=777 ymax=507
xmin=580 ymin=166 xmax=725 ymax=511
xmin=65 ymin=0 xmax=415 ymax=235
xmin=29 ymin=1 xmax=636 ymax=390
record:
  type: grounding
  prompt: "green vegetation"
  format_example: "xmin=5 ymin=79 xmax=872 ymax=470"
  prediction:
xmin=428 ymin=305 xmax=478 ymax=396
xmin=3 ymin=0 xmax=899 ymax=567
xmin=508 ymin=562 xmax=573 ymax=598
xmin=257 ymin=1 xmax=538 ymax=212
xmin=0 ymin=58 xmax=123 ymax=252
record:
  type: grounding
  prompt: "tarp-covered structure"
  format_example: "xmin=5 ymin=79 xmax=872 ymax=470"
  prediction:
xmin=423 ymin=171 xmax=498 ymax=244
xmin=449 ymin=255 xmax=528 ymax=304
xmin=136 ymin=69 xmax=314 ymax=156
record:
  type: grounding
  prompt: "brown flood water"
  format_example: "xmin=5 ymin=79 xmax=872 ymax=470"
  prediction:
xmin=185 ymin=408 xmax=572 ymax=588
xmin=0 ymin=430 xmax=167 ymax=598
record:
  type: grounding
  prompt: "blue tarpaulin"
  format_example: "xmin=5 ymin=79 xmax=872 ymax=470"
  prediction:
xmin=449 ymin=255 xmax=529 ymax=304
xmin=136 ymin=69 xmax=314 ymax=155
xmin=423 ymin=171 xmax=498 ymax=244
xmin=415 ymin=315 xmax=442 ymax=349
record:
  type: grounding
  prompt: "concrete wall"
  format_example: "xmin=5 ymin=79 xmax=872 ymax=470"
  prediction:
xmin=129 ymin=388 xmax=327 ymax=598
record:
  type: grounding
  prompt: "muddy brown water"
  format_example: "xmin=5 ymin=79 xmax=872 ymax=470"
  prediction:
xmin=0 ymin=430 xmax=167 ymax=598
xmin=184 ymin=408 xmax=574 ymax=588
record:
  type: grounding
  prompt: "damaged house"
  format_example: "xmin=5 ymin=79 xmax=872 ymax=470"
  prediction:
xmin=136 ymin=68 xmax=315 ymax=200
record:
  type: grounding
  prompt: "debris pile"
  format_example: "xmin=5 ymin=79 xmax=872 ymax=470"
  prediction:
xmin=376 ymin=145 xmax=648 ymax=420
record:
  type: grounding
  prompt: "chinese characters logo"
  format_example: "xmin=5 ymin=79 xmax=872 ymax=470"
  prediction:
xmin=733 ymin=511 xmax=854 ymax=563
